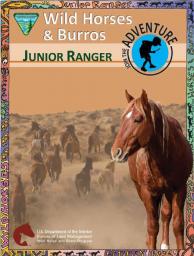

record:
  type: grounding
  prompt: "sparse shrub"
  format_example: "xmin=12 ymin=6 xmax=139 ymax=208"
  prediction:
xmin=88 ymin=111 xmax=101 ymax=120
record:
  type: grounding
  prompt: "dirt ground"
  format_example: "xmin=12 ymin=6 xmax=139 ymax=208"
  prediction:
xmin=9 ymin=105 xmax=186 ymax=249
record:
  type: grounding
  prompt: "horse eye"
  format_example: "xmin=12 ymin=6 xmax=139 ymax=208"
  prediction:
xmin=134 ymin=116 xmax=143 ymax=123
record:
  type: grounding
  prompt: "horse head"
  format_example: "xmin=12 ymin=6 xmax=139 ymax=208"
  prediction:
xmin=33 ymin=152 xmax=43 ymax=162
xmin=66 ymin=124 xmax=75 ymax=133
xmin=85 ymin=157 xmax=93 ymax=170
xmin=53 ymin=144 xmax=61 ymax=155
xmin=94 ymin=125 xmax=100 ymax=133
xmin=111 ymin=89 xmax=154 ymax=162
xmin=31 ymin=121 xmax=40 ymax=131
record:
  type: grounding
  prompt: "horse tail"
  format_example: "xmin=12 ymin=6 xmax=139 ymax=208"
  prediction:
xmin=31 ymin=164 xmax=43 ymax=189
xmin=98 ymin=175 xmax=103 ymax=187
xmin=39 ymin=165 xmax=47 ymax=186
xmin=66 ymin=143 xmax=72 ymax=160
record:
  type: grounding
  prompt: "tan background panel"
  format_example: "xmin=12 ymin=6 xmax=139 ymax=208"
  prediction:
xmin=10 ymin=67 xmax=186 ymax=114
xmin=10 ymin=9 xmax=186 ymax=43
xmin=10 ymin=8 xmax=186 ymax=114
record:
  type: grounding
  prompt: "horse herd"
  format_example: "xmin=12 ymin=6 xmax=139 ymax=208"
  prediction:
xmin=30 ymin=122 xmax=117 ymax=161
xmin=12 ymin=89 xmax=193 ymax=250
xmin=29 ymin=121 xmax=117 ymax=190
xmin=12 ymin=121 xmax=117 ymax=227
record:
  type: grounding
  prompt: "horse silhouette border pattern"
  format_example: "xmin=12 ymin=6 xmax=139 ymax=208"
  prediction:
xmin=1 ymin=0 xmax=193 ymax=255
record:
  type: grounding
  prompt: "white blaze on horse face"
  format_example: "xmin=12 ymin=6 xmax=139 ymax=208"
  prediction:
xmin=126 ymin=111 xmax=133 ymax=119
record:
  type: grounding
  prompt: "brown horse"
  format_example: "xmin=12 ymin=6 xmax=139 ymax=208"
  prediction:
xmin=60 ymin=125 xmax=81 ymax=161
xmin=45 ymin=144 xmax=62 ymax=182
xmin=31 ymin=121 xmax=46 ymax=139
xmin=43 ymin=130 xmax=51 ymax=151
xmin=112 ymin=89 xmax=193 ymax=249
xmin=31 ymin=153 xmax=47 ymax=192
xmin=31 ymin=121 xmax=51 ymax=153
xmin=88 ymin=126 xmax=101 ymax=153
xmin=75 ymin=157 xmax=93 ymax=197
xmin=12 ymin=174 xmax=26 ymax=225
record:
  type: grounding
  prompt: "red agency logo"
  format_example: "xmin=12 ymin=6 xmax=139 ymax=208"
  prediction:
xmin=122 ymin=22 xmax=178 ymax=76
xmin=13 ymin=223 xmax=35 ymax=246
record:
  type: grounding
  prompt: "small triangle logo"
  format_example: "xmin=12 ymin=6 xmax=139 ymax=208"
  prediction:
xmin=14 ymin=13 xmax=39 ymax=36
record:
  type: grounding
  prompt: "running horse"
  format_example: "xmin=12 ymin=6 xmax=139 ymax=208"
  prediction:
xmin=60 ymin=125 xmax=81 ymax=162
xmin=30 ymin=121 xmax=51 ymax=155
xmin=88 ymin=125 xmax=101 ymax=153
xmin=111 ymin=89 xmax=193 ymax=249
xmin=31 ymin=121 xmax=45 ymax=139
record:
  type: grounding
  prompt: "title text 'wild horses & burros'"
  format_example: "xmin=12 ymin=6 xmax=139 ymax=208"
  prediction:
xmin=111 ymin=89 xmax=193 ymax=250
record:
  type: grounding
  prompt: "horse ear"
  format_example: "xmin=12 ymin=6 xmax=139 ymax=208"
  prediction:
xmin=125 ymin=90 xmax=134 ymax=103
xmin=141 ymin=89 xmax=149 ymax=107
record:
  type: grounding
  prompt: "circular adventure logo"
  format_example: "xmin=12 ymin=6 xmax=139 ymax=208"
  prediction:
xmin=122 ymin=22 xmax=177 ymax=75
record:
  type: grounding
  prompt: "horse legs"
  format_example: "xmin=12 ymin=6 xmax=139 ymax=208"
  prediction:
xmin=161 ymin=193 xmax=172 ymax=249
xmin=172 ymin=186 xmax=186 ymax=249
xmin=31 ymin=173 xmax=37 ymax=192
xmin=88 ymin=143 xmax=92 ymax=154
xmin=50 ymin=171 xmax=54 ymax=182
xmin=60 ymin=138 xmax=64 ymax=152
xmin=142 ymin=188 xmax=161 ymax=249
xmin=70 ymin=152 xmax=73 ymax=163
xmin=46 ymin=164 xmax=52 ymax=181
xmin=49 ymin=168 xmax=54 ymax=182
xmin=133 ymin=181 xmax=142 ymax=200
xmin=75 ymin=179 xmax=81 ymax=197
xmin=56 ymin=171 xmax=61 ymax=181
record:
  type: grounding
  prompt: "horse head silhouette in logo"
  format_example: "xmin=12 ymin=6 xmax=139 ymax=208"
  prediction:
xmin=13 ymin=223 xmax=35 ymax=246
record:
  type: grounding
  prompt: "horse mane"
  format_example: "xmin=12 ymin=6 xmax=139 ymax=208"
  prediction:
xmin=134 ymin=98 xmax=169 ymax=156
xmin=82 ymin=158 xmax=93 ymax=172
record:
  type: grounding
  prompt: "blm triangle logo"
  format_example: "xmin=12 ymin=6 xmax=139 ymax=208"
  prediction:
xmin=14 ymin=13 xmax=39 ymax=36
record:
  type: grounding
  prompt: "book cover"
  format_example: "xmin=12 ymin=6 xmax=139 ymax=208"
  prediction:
xmin=1 ymin=1 xmax=193 ymax=255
